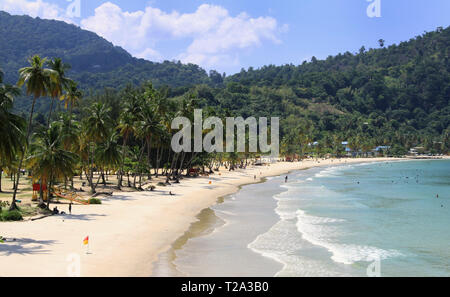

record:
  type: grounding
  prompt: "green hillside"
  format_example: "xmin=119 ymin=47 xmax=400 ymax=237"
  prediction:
xmin=205 ymin=26 xmax=449 ymax=154
xmin=0 ymin=11 xmax=210 ymax=89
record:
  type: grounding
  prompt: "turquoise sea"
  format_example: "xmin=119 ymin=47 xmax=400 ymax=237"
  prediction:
xmin=155 ymin=160 xmax=450 ymax=277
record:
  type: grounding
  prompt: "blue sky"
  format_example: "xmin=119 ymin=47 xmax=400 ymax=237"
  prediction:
xmin=1 ymin=0 xmax=449 ymax=74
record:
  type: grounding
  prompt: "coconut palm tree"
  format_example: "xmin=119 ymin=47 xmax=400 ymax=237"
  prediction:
xmin=137 ymin=103 xmax=160 ymax=179
xmin=10 ymin=55 xmax=57 ymax=210
xmin=0 ymin=70 xmax=25 ymax=166
xmin=117 ymin=110 xmax=135 ymax=189
xmin=83 ymin=103 xmax=111 ymax=193
xmin=55 ymin=113 xmax=80 ymax=151
xmin=60 ymin=80 xmax=82 ymax=120
xmin=1 ymin=70 xmax=26 ymax=193
xmin=28 ymin=124 xmax=77 ymax=209
xmin=47 ymin=58 xmax=72 ymax=126
xmin=95 ymin=131 xmax=121 ymax=187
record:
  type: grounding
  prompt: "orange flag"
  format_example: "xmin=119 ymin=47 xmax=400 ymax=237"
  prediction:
xmin=83 ymin=236 xmax=89 ymax=245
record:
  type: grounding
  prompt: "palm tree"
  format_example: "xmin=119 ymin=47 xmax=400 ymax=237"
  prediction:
xmin=95 ymin=131 xmax=121 ymax=187
xmin=83 ymin=103 xmax=111 ymax=193
xmin=10 ymin=55 xmax=57 ymax=210
xmin=28 ymin=124 xmax=77 ymax=209
xmin=0 ymin=70 xmax=25 ymax=166
xmin=0 ymin=69 xmax=26 ymax=193
xmin=137 ymin=103 xmax=159 ymax=179
xmin=47 ymin=58 xmax=72 ymax=126
xmin=60 ymin=80 xmax=82 ymax=120
xmin=55 ymin=113 xmax=80 ymax=151
xmin=55 ymin=113 xmax=81 ymax=189
xmin=117 ymin=111 xmax=135 ymax=189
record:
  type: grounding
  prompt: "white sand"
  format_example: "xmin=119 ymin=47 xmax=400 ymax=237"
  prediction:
xmin=0 ymin=158 xmax=404 ymax=276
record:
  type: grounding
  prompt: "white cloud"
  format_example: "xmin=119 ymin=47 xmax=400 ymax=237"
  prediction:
xmin=1 ymin=1 xmax=287 ymax=70
xmin=135 ymin=48 xmax=163 ymax=62
xmin=0 ymin=0 xmax=73 ymax=23
xmin=81 ymin=2 xmax=286 ymax=70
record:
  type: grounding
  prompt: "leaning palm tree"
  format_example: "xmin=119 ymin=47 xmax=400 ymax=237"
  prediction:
xmin=28 ymin=124 xmax=77 ymax=209
xmin=10 ymin=55 xmax=57 ymax=210
xmin=47 ymin=58 xmax=72 ymax=126
xmin=0 ymin=72 xmax=25 ymax=165
xmin=0 ymin=71 xmax=26 ymax=192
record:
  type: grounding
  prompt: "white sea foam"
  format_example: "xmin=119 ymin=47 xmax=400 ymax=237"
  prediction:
xmin=295 ymin=209 xmax=402 ymax=264
xmin=314 ymin=166 xmax=349 ymax=178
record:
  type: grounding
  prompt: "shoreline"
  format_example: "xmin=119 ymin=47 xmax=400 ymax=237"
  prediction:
xmin=0 ymin=157 xmax=442 ymax=276
xmin=153 ymin=157 xmax=412 ymax=277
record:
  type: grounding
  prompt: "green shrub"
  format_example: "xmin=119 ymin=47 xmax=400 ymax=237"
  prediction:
xmin=1 ymin=210 xmax=23 ymax=221
xmin=88 ymin=198 xmax=102 ymax=205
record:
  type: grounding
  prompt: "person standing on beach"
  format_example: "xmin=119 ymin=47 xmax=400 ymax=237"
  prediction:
xmin=285 ymin=176 xmax=288 ymax=183
xmin=69 ymin=202 xmax=72 ymax=215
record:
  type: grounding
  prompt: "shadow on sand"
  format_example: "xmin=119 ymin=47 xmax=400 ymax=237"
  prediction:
xmin=0 ymin=238 xmax=57 ymax=256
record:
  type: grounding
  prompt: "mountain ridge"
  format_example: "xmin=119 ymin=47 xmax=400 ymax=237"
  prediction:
xmin=0 ymin=11 xmax=210 ymax=89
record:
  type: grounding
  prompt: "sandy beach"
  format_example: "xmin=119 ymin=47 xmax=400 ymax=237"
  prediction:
xmin=0 ymin=157 xmax=418 ymax=276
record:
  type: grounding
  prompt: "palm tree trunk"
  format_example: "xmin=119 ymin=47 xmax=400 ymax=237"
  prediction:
xmin=118 ymin=135 xmax=128 ymax=190
xmin=178 ymin=152 xmax=186 ymax=178
xmin=155 ymin=145 xmax=162 ymax=177
xmin=47 ymin=97 xmax=55 ymax=128
xmin=46 ymin=175 xmax=53 ymax=210
xmin=147 ymin=135 xmax=153 ymax=179
xmin=10 ymin=97 xmax=37 ymax=211
xmin=170 ymin=153 xmax=179 ymax=178
xmin=38 ymin=179 xmax=45 ymax=208
xmin=0 ymin=168 xmax=2 ymax=193
xmin=87 ymin=143 xmax=96 ymax=194
xmin=101 ymin=170 xmax=106 ymax=186
xmin=134 ymin=140 xmax=146 ymax=189
xmin=185 ymin=152 xmax=199 ymax=176
xmin=163 ymin=148 xmax=171 ymax=176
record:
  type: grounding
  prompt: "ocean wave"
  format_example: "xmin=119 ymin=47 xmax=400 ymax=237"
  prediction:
xmin=295 ymin=210 xmax=402 ymax=264
xmin=248 ymin=217 xmax=353 ymax=276
xmin=314 ymin=166 xmax=350 ymax=178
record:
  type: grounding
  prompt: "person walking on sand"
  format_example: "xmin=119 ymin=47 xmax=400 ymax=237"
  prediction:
xmin=69 ymin=202 xmax=72 ymax=215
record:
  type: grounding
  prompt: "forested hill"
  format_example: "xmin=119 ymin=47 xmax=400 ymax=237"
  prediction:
xmin=207 ymin=26 xmax=448 ymax=154
xmin=0 ymin=11 xmax=210 ymax=89
xmin=224 ymin=26 xmax=450 ymax=118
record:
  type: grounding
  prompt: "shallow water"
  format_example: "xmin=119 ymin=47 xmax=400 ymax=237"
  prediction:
xmin=153 ymin=160 xmax=450 ymax=277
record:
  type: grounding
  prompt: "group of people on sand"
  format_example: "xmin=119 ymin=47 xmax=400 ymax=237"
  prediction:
xmin=51 ymin=202 xmax=73 ymax=216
